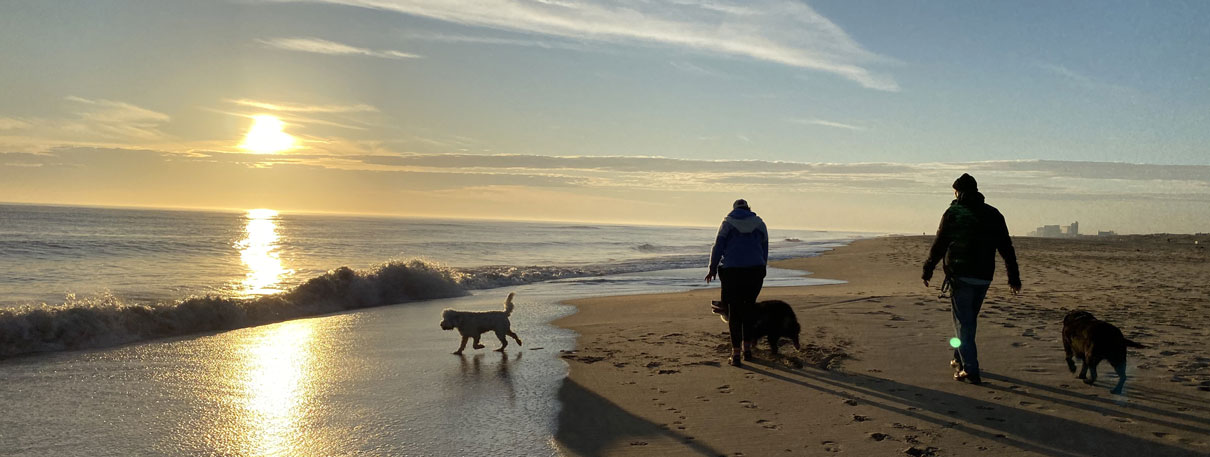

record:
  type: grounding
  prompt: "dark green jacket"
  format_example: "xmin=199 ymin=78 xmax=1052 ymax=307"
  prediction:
xmin=923 ymin=191 xmax=1021 ymax=287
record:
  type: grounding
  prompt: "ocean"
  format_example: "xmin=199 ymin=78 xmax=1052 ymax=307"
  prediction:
xmin=0 ymin=203 xmax=862 ymax=456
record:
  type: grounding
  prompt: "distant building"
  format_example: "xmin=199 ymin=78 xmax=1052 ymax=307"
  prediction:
xmin=1029 ymin=222 xmax=1079 ymax=238
xmin=1064 ymin=221 xmax=1078 ymax=236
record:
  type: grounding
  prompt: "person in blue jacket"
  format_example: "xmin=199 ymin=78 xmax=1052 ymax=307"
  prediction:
xmin=705 ymin=199 xmax=769 ymax=367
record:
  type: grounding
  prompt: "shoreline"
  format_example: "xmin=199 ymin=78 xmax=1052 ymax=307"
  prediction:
xmin=552 ymin=235 xmax=1210 ymax=456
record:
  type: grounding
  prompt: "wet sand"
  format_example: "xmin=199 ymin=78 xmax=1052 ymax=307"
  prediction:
xmin=553 ymin=235 xmax=1210 ymax=456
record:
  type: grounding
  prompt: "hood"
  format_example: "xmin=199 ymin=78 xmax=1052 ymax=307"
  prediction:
xmin=954 ymin=191 xmax=985 ymax=206
xmin=724 ymin=209 xmax=763 ymax=233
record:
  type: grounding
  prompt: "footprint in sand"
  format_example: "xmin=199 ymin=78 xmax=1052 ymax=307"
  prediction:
xmin=852 ymin=415 xmax=871 ymax=422
xmin=717 ymin=384 xmax=733 ymax=394
xmin=756 ymin=419 xmax=781 ymax=430
xmin=739 ymin=400 xmax=758 ymax=409
xmin=868 ymin=432 xmax=892 ymax=441
xmin=820 ymin=440 xmax=842 ymax=452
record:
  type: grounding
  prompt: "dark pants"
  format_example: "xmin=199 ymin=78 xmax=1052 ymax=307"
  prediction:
xmin=950 ymin=277 xmax=990 ymax=374
xmin=719 ymin=266 xmax=766 ymax=350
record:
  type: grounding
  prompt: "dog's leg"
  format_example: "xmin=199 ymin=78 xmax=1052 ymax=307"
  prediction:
xmin=493 ymin=330 xmax=508 ymax=352
xmin=1109 ymin=354 xmax=1127 ymax=394
xmin=508 ymin=330 xmax=523 ymax=346
xmin=768 ymin=333 xmax=780 ymax=357
xmin=1077 ymin=355 xmax=1089 ymax=380
xmin=473 ymin=335 xmax=485 ymax=350
xmin=454 ymin=336 xmax=469 ymax=355
xmin=1063 ymin=337 xmax=1077 ymax=373
xmin=1084 ymin=355 xmax=1101 ymax=385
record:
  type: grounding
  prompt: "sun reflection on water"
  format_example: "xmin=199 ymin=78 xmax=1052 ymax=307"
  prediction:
xmin=241 ymin=319 xmax=317 ymax=456
xmin=237 ymin=208 xmax=291 ymax=296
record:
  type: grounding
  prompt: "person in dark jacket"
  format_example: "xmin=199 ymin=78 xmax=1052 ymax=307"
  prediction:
xmin=705 ymin=199 xmax=769 ymax=367
xmin=923 ymin=174 xmax=1022 ymax=384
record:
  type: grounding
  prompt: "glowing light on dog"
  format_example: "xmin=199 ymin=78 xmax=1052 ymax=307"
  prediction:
xmin=949 ymin=337 xmax=962 ymax=348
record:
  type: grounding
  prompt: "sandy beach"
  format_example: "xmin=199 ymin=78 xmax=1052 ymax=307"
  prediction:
xmin=553 ymin=235 xmax=1210 ymax=457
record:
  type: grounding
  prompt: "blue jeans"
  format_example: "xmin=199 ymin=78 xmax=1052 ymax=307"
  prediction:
xmin=951 ymin=277 xmax=990 ymax=374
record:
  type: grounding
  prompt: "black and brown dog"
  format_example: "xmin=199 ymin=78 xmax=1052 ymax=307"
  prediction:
xmin=1062 ymin=310 xmax=1145 ymax=394
xmin=712 ymin=299 xmax=802 ymax=356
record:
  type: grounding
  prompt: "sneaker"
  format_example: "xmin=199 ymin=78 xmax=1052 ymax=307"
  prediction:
xmin=728 ymin=353 xmax=743 ymax=367
xmin=954 ymin=370 xmax=983 ymax=384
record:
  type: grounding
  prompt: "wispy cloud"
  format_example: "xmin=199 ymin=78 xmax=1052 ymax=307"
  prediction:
xmin=227 ymin=99 xmax=379 ymax=113
xmin=398 ymin=31 xmax=596 ymax=52
xmin=788 ymin=118 xmax=865 ymax=130
xmin=1035 ymin=62 xmax=1130 ymax=92
xmin=259 ymin=37 xmax=422 ymax=59
xmin=63 ymin=96 xmax=171 ymax=140
xmin=266 ymin=0 xmax=899 ymax=91
xmin=0 ymin=118 xmax=31 ymax=130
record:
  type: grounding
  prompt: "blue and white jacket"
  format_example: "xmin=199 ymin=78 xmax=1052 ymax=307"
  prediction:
xmin=708 ymin=209 xmax=769 ymax=273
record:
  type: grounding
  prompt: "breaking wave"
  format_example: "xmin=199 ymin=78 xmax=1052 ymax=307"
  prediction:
xmin=0 ymin=260 xmax=467 ymax=358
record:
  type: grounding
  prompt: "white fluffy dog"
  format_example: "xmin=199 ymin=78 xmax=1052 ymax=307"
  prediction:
xmin=440 ymin=292 xmax=523 ymax=354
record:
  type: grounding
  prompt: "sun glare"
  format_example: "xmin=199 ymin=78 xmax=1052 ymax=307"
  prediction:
xmin=240 ymin=115 xmax=295 ymax=154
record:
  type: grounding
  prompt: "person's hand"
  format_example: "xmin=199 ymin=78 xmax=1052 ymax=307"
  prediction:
xmin=705 ymin=273 xmax=716 ymax=283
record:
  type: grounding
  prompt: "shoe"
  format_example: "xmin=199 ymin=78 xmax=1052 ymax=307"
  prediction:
xmin=743 ymin=350 xmax=754 ymax=361
xmin=954 ymin=370 xmax=982 ymax=384
xmin=728 ymin=354 xmax=743 ymax=367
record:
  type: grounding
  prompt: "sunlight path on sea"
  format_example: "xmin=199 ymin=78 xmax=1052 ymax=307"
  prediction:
xmin=237 ymin=209 xmax=292 ymax=297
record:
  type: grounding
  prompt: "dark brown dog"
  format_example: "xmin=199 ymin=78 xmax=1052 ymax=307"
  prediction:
xmin=1062 ymin=310 xmax=1145 ymax=394
xmin=712 ymin=299 xmax=802 ymax=356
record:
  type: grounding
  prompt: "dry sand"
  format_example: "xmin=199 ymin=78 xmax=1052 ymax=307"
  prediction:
xmin=552 ymin=235 xmax=1210 ymax=457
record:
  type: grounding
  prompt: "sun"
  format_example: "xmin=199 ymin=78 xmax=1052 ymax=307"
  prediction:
xmin=240 ymin=115 xmax=295 ymax=154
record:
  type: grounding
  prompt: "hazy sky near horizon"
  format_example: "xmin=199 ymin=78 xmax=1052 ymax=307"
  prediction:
xmin=1 ymin=1 xmax=1208 ymax=234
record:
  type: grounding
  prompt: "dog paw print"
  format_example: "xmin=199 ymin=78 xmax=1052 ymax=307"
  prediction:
xmin=820 ymin=440 xmax=841 ymax=453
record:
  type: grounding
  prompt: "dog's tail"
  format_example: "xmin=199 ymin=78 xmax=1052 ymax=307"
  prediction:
xmin=1124 ymin=339 xmax=1146 ymax=349
xmin=504 ymin=292 xmax=516 ymax=315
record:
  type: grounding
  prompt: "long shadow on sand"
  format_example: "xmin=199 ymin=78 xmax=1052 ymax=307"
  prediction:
xmin=554 ymin=378 xmax=722 ymax=457
xmin=981 ymin=372 xmax=1210 ymax=433
xmin=744 ymin=361 xmax=1207 ymax=457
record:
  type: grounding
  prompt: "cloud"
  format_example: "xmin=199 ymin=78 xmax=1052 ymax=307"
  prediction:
xmin=1035 ymin=62 xmax=1130 ymax=92
xmin=6 ymin=150 xmax=1210 ymax=233
xmin=788 ymin=118 xmax=865 ymax=130
xmin=259 ymin=37 xmax=423 ymax=59
xmin=267 ymin=0 xmax=899 ymax=91
xmin=59 ymin=96 xmax=172 ymax=141
xmin=0 ymin=118 xmax=31 ymax=130
xmin=398 ymin=30 xmax=597 ymax=52
xmin=227 ymin=99 xmax=379 ymax=113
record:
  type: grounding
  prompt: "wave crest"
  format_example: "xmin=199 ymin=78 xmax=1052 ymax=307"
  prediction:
xmin=0 ymin=260 xmax=468 ymax=358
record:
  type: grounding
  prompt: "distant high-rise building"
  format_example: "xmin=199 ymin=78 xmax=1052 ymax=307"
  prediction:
xmin=1065 ymin=221 xmax=1079 ymax=236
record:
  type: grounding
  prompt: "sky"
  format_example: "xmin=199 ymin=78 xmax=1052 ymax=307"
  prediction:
xmin=1 ymin=0 xmax=1208 ymax=234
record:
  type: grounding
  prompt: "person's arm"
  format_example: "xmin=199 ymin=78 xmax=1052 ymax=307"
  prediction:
xmin=995 ymin=211 xmax=1022 ymax=294
xmin=922 ymin=210 xmax=952 ymax=286
xmin=706 ymin=222 xmax=729 ymax=282
xmin=759 ymin=220 xmax=769 ymax=264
